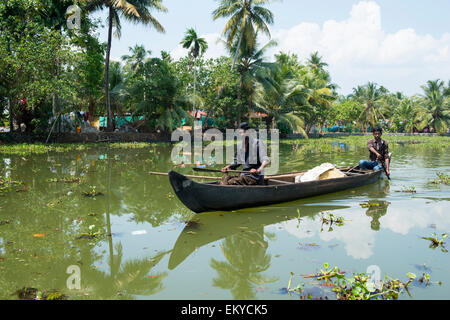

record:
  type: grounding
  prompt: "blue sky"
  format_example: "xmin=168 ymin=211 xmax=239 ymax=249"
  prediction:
xmin=91 ymin=0 xmax=450 ymax=95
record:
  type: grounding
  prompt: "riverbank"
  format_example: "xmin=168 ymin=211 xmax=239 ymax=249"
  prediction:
xmin=1 ymin=131 xmax=449 ymax=145
xmin=0 ymin=132 xmax=172 ymax=144
xmin=1 ymin=133 xmax=448 ymax=156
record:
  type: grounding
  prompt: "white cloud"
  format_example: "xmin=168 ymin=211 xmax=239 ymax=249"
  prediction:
xmin=168 ymin=1 xmax=450 ymax=94
xmin=266 ymin=1 xmax=450 ymax=94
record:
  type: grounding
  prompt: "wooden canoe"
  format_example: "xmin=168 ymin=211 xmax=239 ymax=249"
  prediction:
xmin=168 ymin=166 xmax=383 ymax=213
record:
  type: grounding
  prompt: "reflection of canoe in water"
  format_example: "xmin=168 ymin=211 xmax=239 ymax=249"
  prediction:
xmin=168 ymin=204 xmax=348 ymax=270
xmin=169 ymin=167 xmax=382 ymax=213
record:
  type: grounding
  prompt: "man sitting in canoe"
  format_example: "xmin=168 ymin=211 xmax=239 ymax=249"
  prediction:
xmin=220 ymin=122 xmax=270 ymax=186
xmin=359 ymin=127 xmax=390 ymax=176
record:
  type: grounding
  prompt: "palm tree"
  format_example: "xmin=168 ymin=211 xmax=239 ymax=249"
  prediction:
xmin=84 ymin=0 xmax=167 ymax=132
xmin=180 ymin=28 xmax=208 ymax=119
xmin=307 ymin=51 xmax=328 ymax=72
xmin=253 ymin=64 xmax=309 ymax=136
xmin=392 ymin=97 xmax=427 ymax=133
xmin=212 ymin=0 xmax=275 ymax=70
xmin=350 ymin=82 xmax=389 ymax=132
xmin=121 ymin=44 xmax=152 ymax=74
xmin=420 ymin=79 xmax=450 ymax=133
xmin=233 ymin=37 xmax=277 ymax=125
xmin=298 ymin=67 xmax=335 ymax=133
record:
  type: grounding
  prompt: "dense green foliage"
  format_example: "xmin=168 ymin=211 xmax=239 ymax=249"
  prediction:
xmin=1 ymin=0 xmax=449 ymax=135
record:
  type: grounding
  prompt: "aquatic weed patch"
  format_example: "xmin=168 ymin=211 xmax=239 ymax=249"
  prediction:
xmin=0 ymin=177 xmax=24 ymax=195
xmin=429 ymin=172 xmax=450 ymax=185
xmin=15 ymin=287 xmax=67 ymax=300
xmin=282 ymin=136 xmax=450 ymax=153
xmin=422 ymin=233 xmax=448 ymax=252
xmin=0 ymin=142 xmax=158 ymax=155
xmin=288 ymin=263 xmax=430 ymax=300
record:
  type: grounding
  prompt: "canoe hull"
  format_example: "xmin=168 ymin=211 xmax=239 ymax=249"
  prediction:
xmin=169 ymin=169 xmax=382 ymax=213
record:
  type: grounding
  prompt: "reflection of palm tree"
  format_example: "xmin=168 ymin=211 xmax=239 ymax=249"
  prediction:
xmin=210 ymin=229 xmax=277 ymax=299
xmin=82 ymin=243 xmax=169 ymax=299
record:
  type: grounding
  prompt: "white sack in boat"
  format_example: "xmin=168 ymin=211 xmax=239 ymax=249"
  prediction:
xmin=295 ymin=163 xmax=344 ymax=183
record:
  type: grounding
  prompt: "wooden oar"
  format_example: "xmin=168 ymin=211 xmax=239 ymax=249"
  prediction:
xmin=381 ymin=160 xmax=390 ymax=180
xmin=148 ymin=171 xmax=220 ymax=180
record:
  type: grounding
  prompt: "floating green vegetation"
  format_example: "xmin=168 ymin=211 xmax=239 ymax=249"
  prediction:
xmin=359 ymin=201 xmax=390 ymax=208
xmin=396 ymin=185 xmax=417 ymax=193
xmin=47 ymin=177 xmax=83 ymax=184
xmin=288 ymin=263 xmax=429 ymax=300
xmin=185 ymin=218 xmax=200 ymax=228
xmin=76 ymin=224 xmax=103 ymax=240
xmin=320 ymin=212 xmax=344 ymax=232
xmin=15 ymin=287 xmax=67 ymax=300
xmin=165 ymin=192 xmax=175 ymax=199
xmin=45 ymin=198 xmax=63 ymax=208
xmin=82 ymin=186 xmax=104 ymax=197
xmin=0 ymin=177 xmax=24 ymax=195
xmin=0 ymin=142 xmax=160 ymax=155
xmin=429 ymin=172 xmax=450 ymax=185
xmin=282 ymin=135 xmax=450 ymax=156
xmin=422 ymin=233 xmax=448 ymax=252
xmin=0 ymin=219 xmax=11 ymax=226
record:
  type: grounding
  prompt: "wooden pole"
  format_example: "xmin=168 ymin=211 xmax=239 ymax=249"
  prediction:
xmin=148 ymin=171 xmax=221 ymax=180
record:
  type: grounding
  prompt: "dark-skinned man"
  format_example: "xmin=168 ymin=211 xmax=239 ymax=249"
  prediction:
xmin=220 ymin=122 xmax=270 ymax=186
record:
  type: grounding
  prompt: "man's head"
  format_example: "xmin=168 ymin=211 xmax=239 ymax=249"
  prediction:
xmin=372 ymin=127 xmax=382 ymax=140
xmin=237 ymin=122 xmax=251 ymax=136
xmin=238 ymin=122 xmax=251 ymax=131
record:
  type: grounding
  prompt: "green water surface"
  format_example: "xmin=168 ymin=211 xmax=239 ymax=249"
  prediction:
xmin=0 ymin=141 xmax=449 ymax=300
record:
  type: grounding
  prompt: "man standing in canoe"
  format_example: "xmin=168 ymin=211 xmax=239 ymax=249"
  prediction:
xmin=359 ymin=127 xmax=390 ymax=176
xmin=220 ymin=122 xmax=270 ymax=186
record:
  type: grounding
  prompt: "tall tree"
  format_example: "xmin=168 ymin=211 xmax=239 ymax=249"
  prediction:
xmin=85 ymin=0 xmax=167 ymax=131
xmin=180 ymin=28 xmax=208 ymax=119
xmin=307 ymin=51 xmax=328 ymax=72
xmin=234 ymin=37 xmax=277 ymax=125
xmin=121 ymin=44 xmax=151 ymax=74
xmin=350 ymin=82 xmax=389 ymax=132
xmin=253 ymin=64 xmax=308 ymax=136
xmin=420 ymin=79 xmax=450 ymax=133
xmin=212 ymin=0 xmax=275 ymax=70
xmin=392 ymin=97 xmax=427 ymax=133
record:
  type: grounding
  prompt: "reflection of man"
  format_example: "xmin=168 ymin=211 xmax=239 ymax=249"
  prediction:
xmin=221 ymin=122 xmax=270 ymax=186
xmin=365 ymin=202 xmax=389 ymax=231
xmin=359 ymin=127 xmax=390 ymax=176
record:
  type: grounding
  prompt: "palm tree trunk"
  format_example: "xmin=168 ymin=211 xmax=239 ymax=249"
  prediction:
xmin=193 ymin=62 xmax=198 ymax=119
xmin=88 ymin=98 xmax=95 ymax=122
xmin=231 ymin=26 xmax=245 ymax=70
xmin=105 ymin=7 xmax=114 ymax=132
xmin=203 ymin=86 xmax=224 ymax=130
xmin=8 ymin=96 xmax=14 ymax=132
xmin=237 ymin=78 xmax=243 ymax=125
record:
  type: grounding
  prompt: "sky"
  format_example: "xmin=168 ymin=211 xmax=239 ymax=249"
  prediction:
xmin=90 ymin=0 xmax=450 ymax=96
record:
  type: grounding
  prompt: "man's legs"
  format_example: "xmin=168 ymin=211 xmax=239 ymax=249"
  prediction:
xmin=359 ymin=160 xmax=382 ymax=171
xmin=221 ymin=174 xmax=259 ymax=186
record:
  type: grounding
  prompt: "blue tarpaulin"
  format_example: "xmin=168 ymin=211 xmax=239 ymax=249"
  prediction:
xmin=99 ymin=116 xmax=144 ymax=127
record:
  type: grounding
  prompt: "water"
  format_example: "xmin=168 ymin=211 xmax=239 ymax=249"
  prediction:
xmin=0 ymin=142 xmax=449 ymax=300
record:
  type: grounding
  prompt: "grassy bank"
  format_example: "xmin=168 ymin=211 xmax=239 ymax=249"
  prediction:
xmin=1 ymin=135 xmax=449 ymax=156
